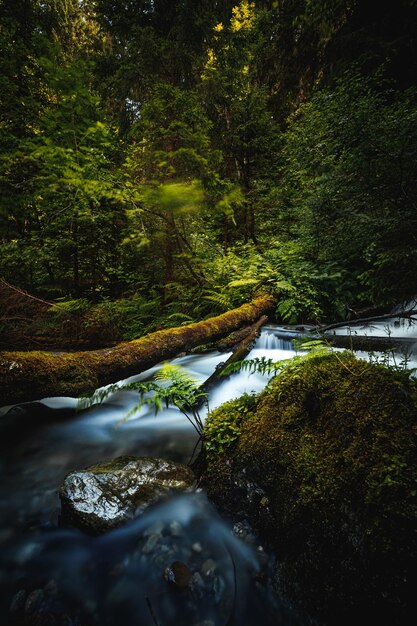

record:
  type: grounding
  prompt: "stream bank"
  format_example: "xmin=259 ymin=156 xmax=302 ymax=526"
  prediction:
xmin=203 ymin=351 xmax=417 ymax=624
xmin=1 ymin=322 xmax=417 ymax=624
xmin=0 ymin=327 xmax=298 ymax=625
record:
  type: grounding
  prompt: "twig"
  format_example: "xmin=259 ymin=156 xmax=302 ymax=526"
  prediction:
xmin=0 ymin=279 xmax=71 ymax=314
xmin=145 ymin=596 xmax=161 ymax=626
xmin=225 ymin=547 xmax=238 ymax=626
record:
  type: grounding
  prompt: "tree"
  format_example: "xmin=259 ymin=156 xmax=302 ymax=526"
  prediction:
xmin=122 ymin=83 xmax=221 ymax=305
xmin=0 ymin=2 xmax=126 ymax=297
xmin=281 ymin=74 xmax=417 ymax=307
xmin=201 ymin=1 xmax=280 ymax=247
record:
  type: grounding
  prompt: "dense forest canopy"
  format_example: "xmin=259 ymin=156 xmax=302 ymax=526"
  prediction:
xmin=1 ymin=0 xmax=417 ymax=344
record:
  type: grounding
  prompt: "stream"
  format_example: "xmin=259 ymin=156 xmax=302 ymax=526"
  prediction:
xmin=0 ymin=327 xmax=299 ymax=626
xmin=0 ymin=320 xmax=416 ymax=625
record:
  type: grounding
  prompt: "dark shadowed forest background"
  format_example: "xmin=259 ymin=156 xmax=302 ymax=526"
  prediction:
xmin=1 ymin=0 xmax=417 ymax=345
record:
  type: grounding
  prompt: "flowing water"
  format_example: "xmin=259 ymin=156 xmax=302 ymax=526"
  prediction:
xmin=0 ymin=326 xmax=300 ymax=626
xmin=1 ymin=320 xmax=416 ymax=625
xmin=327 ymin=316 xmax=417 ymax=370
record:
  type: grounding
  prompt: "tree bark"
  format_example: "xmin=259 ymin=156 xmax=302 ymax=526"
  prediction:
xmin=199 ymin=314 xmax=269 ymax=397
xmin=0 ymin=295 xmax=275 ymax=407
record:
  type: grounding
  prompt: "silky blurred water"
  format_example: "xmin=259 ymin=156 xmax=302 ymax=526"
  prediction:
xmin=0 ymin=327 xmax=301 ymax=625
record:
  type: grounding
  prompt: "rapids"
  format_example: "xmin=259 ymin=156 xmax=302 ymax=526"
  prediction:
xmin=0 ymin=326 xmax=299 ymax=626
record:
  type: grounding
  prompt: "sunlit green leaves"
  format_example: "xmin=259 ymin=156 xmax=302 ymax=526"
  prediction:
xmin=142 ymin=180 xmax=205 ymax=215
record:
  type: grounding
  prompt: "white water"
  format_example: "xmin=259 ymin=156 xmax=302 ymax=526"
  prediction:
xmin=0 ymin=327 xmax=300 ymax=625
xmin=327 ymin=317 xmax=417 ymax=371
xmin=35 ymin=328 xmax=298 ymax=442
xmin=0 ymin=328 xmax=297 ymax=536
xmin=331 ymin=317 xmax=417 ymax=339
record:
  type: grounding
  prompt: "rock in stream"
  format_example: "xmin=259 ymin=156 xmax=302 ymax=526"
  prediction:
xmin=59 ymin=456 xmax=196 ymax=533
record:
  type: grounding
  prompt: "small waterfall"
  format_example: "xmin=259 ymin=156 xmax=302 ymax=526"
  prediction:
xmin=255 ymin=329 xmax=293 ymax=351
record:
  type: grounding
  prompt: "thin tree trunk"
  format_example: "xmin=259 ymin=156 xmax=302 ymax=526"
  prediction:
xmin=163 ymin=211 xmax=176 ymax=305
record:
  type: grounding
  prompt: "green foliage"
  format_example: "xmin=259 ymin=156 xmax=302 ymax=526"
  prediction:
xmin=204 ymin=351 xmax=417 ymax=620
xmin=222 ymin=339 xmax=335 ymax=381
xmin=204 ymin=392 xmax=258 ymax=455
xmin=222 ymin=356 xmax=282 ymax=379
xmin=2 ymin=0 xmax=417 ymax=341
xmin=199 ymin=240 xmax=343 ymax=322
xmin=282 ymin=73 xmax=417 ymax=307
xmin=142 ymin=181 xmax=205 ymax=215
xmin=79 ymin=363 xmax=208 ymax=434
xmin=51 ymin=298 xmax=90 ymax=316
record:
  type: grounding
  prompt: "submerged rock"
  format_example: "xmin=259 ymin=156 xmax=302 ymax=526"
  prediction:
xmin=202 ymin=352 xmax=417 ymax=624
xmin=59 ymin=456 xmax=196 ymax=533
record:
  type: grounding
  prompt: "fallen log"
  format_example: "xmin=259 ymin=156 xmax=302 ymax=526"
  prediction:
xmin=199 ymin=314 xmax=269 ymax=397
xmin=0 ymin=295 xmax=275 ymax=407
xmin=326 ymin=334 xmax=416 ymax=353
xmin=314 ymin=308 xmax=417 ymax=333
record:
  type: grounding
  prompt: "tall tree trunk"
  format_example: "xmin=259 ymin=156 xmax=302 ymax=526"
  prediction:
xmin=163 ymin=211 xmax=176 ymax=305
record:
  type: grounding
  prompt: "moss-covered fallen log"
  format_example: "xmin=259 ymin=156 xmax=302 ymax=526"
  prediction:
xmin=0 ymin=295 xmax=275 ymax=407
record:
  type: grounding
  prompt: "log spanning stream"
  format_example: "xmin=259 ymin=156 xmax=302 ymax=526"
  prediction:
xmin=0 ymin=320 xmax=416 ymax=626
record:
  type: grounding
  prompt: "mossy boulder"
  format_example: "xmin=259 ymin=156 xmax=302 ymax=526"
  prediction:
xmin=60 ymin=456 xmax=196 ymax=534
xmin=202 ymin=352 xmax=417 ymax=623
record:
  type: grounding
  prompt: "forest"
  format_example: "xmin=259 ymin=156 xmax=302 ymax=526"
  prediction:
xmin=1 ymin=0 xmax=417 ymax=346
xmin=1 ymin=2 xmax=417 ymax=626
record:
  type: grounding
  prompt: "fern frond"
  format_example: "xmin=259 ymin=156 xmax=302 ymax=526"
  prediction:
xmin=78 ymin=364 xmax=207 ymax=435
xmin=222 ymin=357 xmax=284 ymax=378
xmin=227 ymin=278 xmax=259 ymax=288
xmin=293 ymin=337 xmax=329 ymax=353
xmin=203 ymin=290 xmax=232 ymax=311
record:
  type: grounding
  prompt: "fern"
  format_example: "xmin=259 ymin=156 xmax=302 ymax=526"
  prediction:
xmin=221 ymin=342 xmax=335 ymax=382
xmin=292 ymin=337 xmax=330 ymax=353
xmin=203 ymin=289 xmax=233 ymax=311
xmin=222 ymin=356 xmax=283 ymax=378
xmin=78 ymin=364 xmax=207 ymax=434
xmin=227 ymin=278 xmax=259 ymax=288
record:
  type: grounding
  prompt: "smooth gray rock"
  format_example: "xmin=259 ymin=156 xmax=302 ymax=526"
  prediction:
xmin=59 ymin=456 xmax=196 ymax=534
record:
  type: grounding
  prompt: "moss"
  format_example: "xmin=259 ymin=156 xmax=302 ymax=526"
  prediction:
xmin=204 ymin=393 xmax=258 ymax=455
xmin=202 ymin=352 xmax=417 ymax=622
xmin=0 ymin=294 xmax=275 ymax=405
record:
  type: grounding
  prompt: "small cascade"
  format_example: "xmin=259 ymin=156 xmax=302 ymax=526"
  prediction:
xmin=255 ymin=328 xmax=294 ymax=351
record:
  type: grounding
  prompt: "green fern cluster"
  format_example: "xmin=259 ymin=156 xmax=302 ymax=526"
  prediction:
xmin=221 ymin=338 xmax=334 ymax=380
xmin=79 ymin=364 xmax=208 ymax=434
xmin=204 ymin=393 xmax=258 ymax=455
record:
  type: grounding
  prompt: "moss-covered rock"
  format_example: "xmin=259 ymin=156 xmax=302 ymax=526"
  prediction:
xmin=202 ymin=352 xmax=417 ymax=623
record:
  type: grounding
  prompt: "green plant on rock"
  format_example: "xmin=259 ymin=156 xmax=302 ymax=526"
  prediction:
xmin=203 ymin=351 xmax=417 ymax=621
xmin=204 ymin=393 xmax=258 ymax=455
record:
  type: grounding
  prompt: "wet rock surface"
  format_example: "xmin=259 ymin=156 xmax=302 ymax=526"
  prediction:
xmin=59 ymin=456 xmax=196 ymax=533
